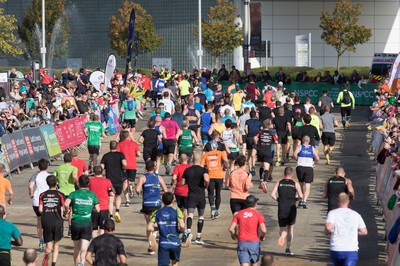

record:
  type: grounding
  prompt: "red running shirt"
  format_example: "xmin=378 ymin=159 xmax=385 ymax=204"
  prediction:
xmin=89 ymin=177 xmax=112 ymax=210
xmin=117 ymin=139 xmax=139 ymax=170
xmin=232 ymin=208 xmax=265 ymax=242
xmin=172 ymin=164 xmax=191 ymax=197
xmin=71 ymin=157 xmax=88 ymax=179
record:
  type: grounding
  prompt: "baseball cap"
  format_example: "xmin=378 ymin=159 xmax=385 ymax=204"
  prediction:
xmin=278 ymin=81 xmax=283 ymax=86
xmin=246 ymin=195 xmax=259 ymax=206
xmin=295 ymin=108 xmax=301 ymax=114
xmin=155 ymin=116 xmax=162 ymax=122
xmin=235 ymin=83 xmax=240 ymax=87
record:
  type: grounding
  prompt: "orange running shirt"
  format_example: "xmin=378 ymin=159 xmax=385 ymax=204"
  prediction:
xmin=229 ymin=168 xmax=251 ymax=200
xmin=201 ymin=150 xmax=227 ymax=179
xmin=0 ymin=177 xmax=12 ymax=204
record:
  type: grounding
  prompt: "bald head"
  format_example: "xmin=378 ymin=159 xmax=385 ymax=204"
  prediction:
xmin=23 ymin=248 xmax=37 ymax=265
xmin=261 ymin=254 xmax=276 ymax=266
xmin=337 ymin=192 xmax=350 ymax=207
xmin=335 ymin=167 xmax=345 ymax=177
xmin=179 ymin=153 xmax=188 ymax=163
xmin=193 ymin=153 xmax=202 ymax=164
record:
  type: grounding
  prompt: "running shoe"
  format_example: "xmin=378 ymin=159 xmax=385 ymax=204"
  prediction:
xmin=76 ymin=263 xmax=84 ymax=266
xmin=185 ymin=233 xmax=193 ymax=247
xmin=181 ymin=231 xmax=188 ymax=244
xmin=278 ymin=234 xmax=285 ymax=247
xmin=215 ymin=210 xmax=221 ymax=219
xmin=114 ymin=212 xmax=122 ymax=223
xmin=259 ymin=181 xmax=268 ymax=193
xmin=267 ymin=176 xmax=273 ymax=182
xmin=195 ymin=237 xmax=204 ymax=245
xmin=275 ymin=161 xmax=281 ymax=167
xmin=285 ymin=248 xmax=294 ymax=256
xmin=211 ymin=208 xmax=216 ymax=219
xmin=39 ymin=241 xmax=45 ymax=252
xmin=345 ymin=121 xmax=350 ymax=128
xmin=302 ymin=202 xmax=308 ymax=209
xmin=297 ymin=201 xmax=304 ymax=208
xmin=166 ymin=162 xmax=172 ymax=175
xmin=147 ymin=247 xmax=155 ymax=255
xmin=42 ymin=252 xmax=49 ymax=266
xmin=67 ymin=227 xmax=71 ymax=238
xmin=125 ymin=201 xmax=130 ymax=207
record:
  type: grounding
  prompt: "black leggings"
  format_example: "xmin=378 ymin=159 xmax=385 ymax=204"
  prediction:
xmin=208 ymin=179 xmax=223 ymax=209
xmin=340 ymin=106 xmax=352 ymax=122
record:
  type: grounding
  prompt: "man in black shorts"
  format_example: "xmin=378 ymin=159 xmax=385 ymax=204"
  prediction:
xmin=255 ymin=119 xmax=278 ymax=183
xmin=272 ymin=107 xmax=291 ymax=167
xmin=138 ymin=120 xmax=162 ymax=162
xmin=39 ymin=175 xmax=65 ymax=266
xmin=293 ymin=136 xmax=319 ymax=209
xmin=181 ymin=153 xmax=210 ymax=246
xmin=270 ymin=166 xmax=303 ymax=256
xmin=100 ymin=141 xmax=127 ymax=223
xmin=320 ymin=106 xmax=338 ymax=165
xmin=245 ymin=110 xmax=262 ymax=175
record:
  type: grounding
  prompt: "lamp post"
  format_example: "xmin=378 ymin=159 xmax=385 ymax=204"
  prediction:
xmin=41 ymin=0 xmax=46 ymax=68
xmin=198 ymin=0 xmax=203 ymax=69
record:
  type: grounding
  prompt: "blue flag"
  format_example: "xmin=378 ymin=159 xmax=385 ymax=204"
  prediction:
xmin=124 ymin=8 xmax=135 ymax=85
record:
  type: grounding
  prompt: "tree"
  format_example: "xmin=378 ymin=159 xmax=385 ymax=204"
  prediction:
xmin=320 ymin=0 xmax=372 ymax=70
xmin=0 ymin=0 xmax=23 ymax=56
xmin=109 ymin=1 xmax=163 ymax=57
xmin=194 ymin=0 xmax=243 ymax=66
xmin=18 ymin=0 xmax=69 ymax=60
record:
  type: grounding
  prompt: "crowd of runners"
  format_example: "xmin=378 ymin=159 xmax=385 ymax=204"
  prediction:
xmin=0 ymin=65 xmax=377 ymax=266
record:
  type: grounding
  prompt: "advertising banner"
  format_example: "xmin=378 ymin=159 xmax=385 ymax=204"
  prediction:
xmin=2 ymin=131 xmax=31 ymax=171
xmin=388 ymin=53 xmax=400 ymax=94
xmin=23 ymin=127 xmax=49 ymax=163
xmin=295 ymin=33 xmax=311 ymax=67
xmin=89 ymin=71 xmax=105 ymax=91
xmin=40 ymin=124 xmax=62 ymax=157
xmin=54 ymin=116 xmax=88 ymax=151
xmin=104 ymin=54 xmax=116 ymax=91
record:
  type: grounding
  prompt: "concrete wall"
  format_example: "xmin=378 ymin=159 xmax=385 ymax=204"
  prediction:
xmin=256 ymin=0 xmax=400 ymax=68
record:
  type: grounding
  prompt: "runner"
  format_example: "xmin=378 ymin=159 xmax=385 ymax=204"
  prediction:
xmin=89 ymin=165 xmax=114 ymax=237
xmin=117 ymin=131 xmax=141 ymax=207
xmin=23 ymin=249 xmax=37 ymax=266
xmin=201 ymin=140 xmax=228 ymax=219
xmin=120 ymin=93 xmax=138 ymax=129
xmin=200 ymin=103 xmax=215 ymax=145
xmin=28 ymin=158 xmax=50 ymax=252
xmin=161 ymin=112 xmax=181 ymax=175
xmin=154 ymin=116 xmax=165 ymax=174
xmin=228 ymin=195 xmax=267 ymax=266
xmin=336 ymin=84 xmax=355 ymax=129
xmin=70 ymin=147 xmax=88 ymax=179
xmin=254 ymin=119 xmax=278 ymax=184
xmin=0 ymin=205 xmax=23 ymax=266
xmin=318 ymin=90 xmax=334 ymax=116
xmin=138 ymin=120 xmax=162 ymax=163
xmin=320 ymin=106 xmax=338 ymax=165
xmin=100 ymin=141 xmax=127 ymax=223
xmin=226 ymin=155 xmax=253 ymax=215
xmin=54 ymin=152 xmax=78 ymax=237
xmin=238 ymin=107 xmax=250 ymax=155
xmin=309 ymin=107 xmax=322 ymax=148
xmin=245 ymin=110 xmax=262 ymax=176
xmin=0 ymin=163 xmax=13 ymax=211
xmin=85 ymin=219 xmax=127 ymax=266
xmin=325 ymin=193 xmax=367 ymax=266
xmin=323 ymin=167 xmax=355 ymax=212
xmin=176 ymin=120 xmax=198 ymax=160
xmin=135 ymin=160 xmax=168 ymax=255
xmin=293 ymin=136 xmax=319 ymax=209
xmin=171 ymin=154 xmax=191 ymax=241
xmin=64 ymin=175 xmax=100 ymax=266
xmin=295 ymin=114 xmax=320 ymax=148
xmin=84 ymin=114 xmax=105 ymax=172
xmin=181 ymin=154 xmax=210 ymax=245
xmin=221 ymin=119 xmax=240 ymax=173
xmin=270 ymin=166 xmax=303 ymax=256
xmin=39 ymin=175 xmax=65 ymax=266
xmin=159 ymin=91 xmax=175 ymax=115
xmin=272 ymin=107 xmax=291 ymax=167
xmin=147 ymin=192 xmax=185 ymax=266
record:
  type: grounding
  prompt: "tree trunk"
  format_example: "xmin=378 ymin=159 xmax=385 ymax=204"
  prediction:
xmin=336 ymin=53 xmax=341 ymax=71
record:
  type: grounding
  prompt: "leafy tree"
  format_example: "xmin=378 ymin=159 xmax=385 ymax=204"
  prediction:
xmin=194 ymin=0 xmax=243 ymax=66
xmin=18 ymin=0 xmax=70 ymax=60
xmin=320 ymin=0 xmax=372 ymax=70
xmin=109 ymin=1 xmax=163 ymax=57
xmin=0 ymin=0 xmax=23 ymax=56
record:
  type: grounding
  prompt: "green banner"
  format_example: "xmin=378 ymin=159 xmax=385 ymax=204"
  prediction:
xmin=40 ymin=124 xmax=62 ymax=157
xmin=221 ymin=81 xmax=378 ymax=106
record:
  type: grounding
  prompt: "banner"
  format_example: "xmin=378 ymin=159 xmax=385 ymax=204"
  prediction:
xmin=23 ymin=128 xmax=48 ymax=163
xmin=89 ymin=71 xmax=105 ymax=91
xmin=54 ymin=116 xmax=88 ymax=151
xmin=104 ymin=54 xmax=116 ymax=92
xmin=107 ymin=103 xmax=120 ymax=133
xmin=40 ymin=124 xmax=62 ymax=157
xmin=125 ymin=8 xmax=136 ymax=85
xmin=388 ymin=53 xmax=400 ymax=94
xmin=295 ymin=33 xmax=311 ymax=67
xmin=2 ymin=131 xmax=31 ymax=171
xmin=222 ymin=81 xmax=379 ymax=106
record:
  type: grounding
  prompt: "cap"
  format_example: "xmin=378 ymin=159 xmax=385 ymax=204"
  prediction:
xmin=92 ymin=93 xmax=98 ymax=97
xmin=235 ymin=83 xmax=240 ymax=87
xmin=278 ymin=81 xmax=283 ymax=86
xmin=295 ymin=108 xmax=301 ymax=114
xmin=155 ymin=116 xmax=162 ymax=122
xmin=246 ymin=195 xmax=259 ymax=206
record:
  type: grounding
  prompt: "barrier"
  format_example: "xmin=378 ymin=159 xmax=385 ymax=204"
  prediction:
xmin=0 ymin=116 xmax=90 ymax=171
xmin=220 ymin=81 xmax=379 ymax=106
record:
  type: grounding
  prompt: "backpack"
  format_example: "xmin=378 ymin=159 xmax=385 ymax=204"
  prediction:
xmin=342 ymin=91 xmax=351 ymax=105
xmin=127 ymin=100 xmax=134 ymax=111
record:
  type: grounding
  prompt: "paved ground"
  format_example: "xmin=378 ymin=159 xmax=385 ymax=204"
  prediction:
xmin=5 ymin=106 xmax=386 ymax=266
